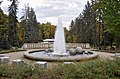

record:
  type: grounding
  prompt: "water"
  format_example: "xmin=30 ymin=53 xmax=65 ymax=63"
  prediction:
xmin=52 ymin=18 xmax=68 ymax=55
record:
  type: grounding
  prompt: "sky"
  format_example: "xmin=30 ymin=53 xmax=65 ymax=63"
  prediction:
xmin=0 ymin=0 xmax=90 ymax=29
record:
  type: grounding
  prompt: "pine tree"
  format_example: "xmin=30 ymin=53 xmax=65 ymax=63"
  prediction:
xmin=0 ymin=5 xmax=10 ymax=49
xmin=21 ymin=5 xmax=42 ymax=43
xmin=69 ymin=1 xmax=97 ymax=46
xmin=69 ymin=20 xmax=74 ymax=31
xmin=8 ymin=0 xmax=19 ymax=47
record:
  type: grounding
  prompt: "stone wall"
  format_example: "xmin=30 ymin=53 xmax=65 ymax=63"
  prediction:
xmin=22 ymin=42 xmax=91 ymax=49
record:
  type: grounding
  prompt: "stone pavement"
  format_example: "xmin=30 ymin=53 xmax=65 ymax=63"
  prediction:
xmin=4 ymin=49 xmax=40 ymax=65
xmin=91 ymin=51 xmax=115 ymax=60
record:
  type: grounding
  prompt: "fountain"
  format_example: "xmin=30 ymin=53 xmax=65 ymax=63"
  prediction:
xmin=52 ymin=18 xmax=68 ymax=56
xmin=24 ymin=18 xmax=98 ymax=61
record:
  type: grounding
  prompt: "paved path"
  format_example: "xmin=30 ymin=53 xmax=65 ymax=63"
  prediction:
xmin=91 ymin=51 xmax=115 ymax=60
xmin=4 ymin=49 xmax=115 ymax=64
xmin=4 ymin=49 xmax=40 ymax=64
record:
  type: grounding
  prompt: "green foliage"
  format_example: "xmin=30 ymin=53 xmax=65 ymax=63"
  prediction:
xmin=20 ymin=5 xmax=42 ymax=43
xmin=39 ymin=22 xmax=71 ymax=42
xmin=16 ymin=23 xmax=24 ymax=47
xmin=0 ymin=34 xmax=10 ymax=49
xmin=69 ymin=0 xmax=120 ymax=49
xmin=69 ymin=1 xmax=97 ymax=45
xmin=94 ymin=0 xmax=120 ymax=49
xmin=0 ymin=64 xmax=45 ymax=79
xmin=0 ymin=8 xmax=8 ymax=36
xmin=40 ymin=22 xmax=55 ymax=39
xmin=0 ymin=0 xmax=23 ymax=49
xmin=0 ymin=58 xmax=120 ymax=79
xmin=0 ymin=8 xmax=10 ymax=49
xmin=8 ymin=0 xmax=20 ymax=47
xmin=49 ymin=58 xmax=120 ymax=79
xmin=99 ymin=0 xmax=120 ymax=36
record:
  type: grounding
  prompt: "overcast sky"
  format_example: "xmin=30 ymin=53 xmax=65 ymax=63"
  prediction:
xmin=1 ymin=0 xmax=90 ymax=29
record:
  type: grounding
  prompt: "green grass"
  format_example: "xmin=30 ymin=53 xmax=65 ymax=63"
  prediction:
xmin=0 ymin=57 xmax=120 ymax=79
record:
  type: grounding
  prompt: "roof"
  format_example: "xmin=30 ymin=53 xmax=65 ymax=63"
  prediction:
xmin=43 ymin=39 xmax=54 ymax=42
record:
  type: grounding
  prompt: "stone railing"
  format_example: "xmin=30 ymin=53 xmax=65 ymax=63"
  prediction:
xmin=22 ymin=42 xmax=91 ymax=49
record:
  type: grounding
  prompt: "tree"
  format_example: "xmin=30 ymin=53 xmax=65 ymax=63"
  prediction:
xmin=69 ymin=1 xmax=97 ymax=45
xmin=0 ymin=0 xmax=2 ymax=5
xmin=0 ymin=34 xmax=10 ymax=49
xmin=17 ymin=22 xmax=25 ymax=46
xmin=102 ymin=0 xmax=120 ymax=49
xmin=94 ymin=0 xmax=120 ymax=49
xmin=82 ymin=1 xmax=97 ymax=45
xmin=69 ymin=20 xmax=74 ymax=35
xmin=0 ymin=5 xmax=10 ymax=49
xmin=64 ymin=27 xmax=69 ymax=42
xmin=21 ymin=5 xmax=42 ymax=43
xmin=8 ymin=0 xmax=20 ymax=47
xmin=40 ymin=22 xmax=55 ymax=39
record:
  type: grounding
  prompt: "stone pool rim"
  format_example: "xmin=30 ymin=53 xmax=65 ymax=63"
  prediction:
xmin=24 ymin=49 xmax=98 ymax=62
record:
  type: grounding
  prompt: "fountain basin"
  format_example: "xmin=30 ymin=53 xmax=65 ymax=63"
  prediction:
xmin=24 ymin=50 xmax=98 ymax=61
xmin=24 ymin=19 xmax=98 ymax=61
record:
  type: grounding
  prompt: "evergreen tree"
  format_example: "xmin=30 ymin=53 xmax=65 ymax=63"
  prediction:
xmin=8 ymin=0 xmax=19 ymax=47
xmin=82 ymin=1 xmax=96 ymax=45
xmin=21 ymin=5 xmax=42 ymax=43
xmin=0 ymin=4 xmax=10 ymax=49
xmin=0 ymin=34 xmax=10 ymax=49
xmin=69 ymin=20 xmax=74 ymax=34
xmin=69 ymin=1 xmax=97 ymax=46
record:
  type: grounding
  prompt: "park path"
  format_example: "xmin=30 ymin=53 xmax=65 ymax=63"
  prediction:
xmin=4 ymin=49 xmax=40 ymax=64
xmin=4 ymin=49 xmax=115 ymax=64
xmin=91 ymin=51 xmax=115 ymax=60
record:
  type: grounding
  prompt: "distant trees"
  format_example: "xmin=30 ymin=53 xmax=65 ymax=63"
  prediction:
xmin=0 ymin=0 xmax=119 ymax=50
xmin=69 ymin=1 xmax=96 ymax=46
xmin=0 ymin=0 xmax=70 ymax=49
xmin=39 ymin=22 xmax=55 ymax=39
xmin=69 ymin=0 xmax=120 ymax=49
xmin=20 ymin=5 xmax=42 ymax=43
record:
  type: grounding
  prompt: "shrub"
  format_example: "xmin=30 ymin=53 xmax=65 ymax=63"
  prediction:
xmin=47 ymin=58 xmax=120 ymax=79
xmin=0 ymin=57 xmax=119 ymax=79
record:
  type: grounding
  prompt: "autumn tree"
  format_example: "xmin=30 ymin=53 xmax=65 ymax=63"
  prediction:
xmin=40 ymin=22 xmax=55 ymax=39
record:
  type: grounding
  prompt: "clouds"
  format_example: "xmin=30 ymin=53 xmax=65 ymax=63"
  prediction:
xmin=1 ymin=0 xmax=90 ymax=29
xmin=36 ymin=0 xmax=84 ymax=17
